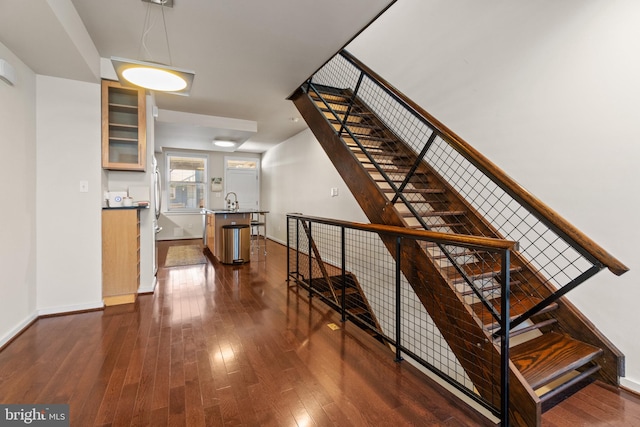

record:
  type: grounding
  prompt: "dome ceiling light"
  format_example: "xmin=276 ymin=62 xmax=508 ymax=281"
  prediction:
xmin=213 ymin=139 xmax=236 ymax=148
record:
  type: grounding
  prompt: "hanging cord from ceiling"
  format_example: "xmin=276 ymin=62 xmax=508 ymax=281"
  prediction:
xmin=137 ymin=1 xmax=173 ymax=66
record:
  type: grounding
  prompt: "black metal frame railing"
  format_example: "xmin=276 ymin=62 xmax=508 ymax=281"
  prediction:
xmin=287 ymin=213 xmax=517 ymax=424
xmin=301 ymin=50 xmax=628 ymax=334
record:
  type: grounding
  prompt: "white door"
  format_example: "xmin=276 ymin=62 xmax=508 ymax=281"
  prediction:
xmin=225 ymin=157 xmax=259 ymax=209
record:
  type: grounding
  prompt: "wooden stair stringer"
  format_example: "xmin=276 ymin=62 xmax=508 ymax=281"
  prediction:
xmin=292 ymin=87 xmax=541 ymax=427
xmin=306 ymin=85 xmax=624 ymax=391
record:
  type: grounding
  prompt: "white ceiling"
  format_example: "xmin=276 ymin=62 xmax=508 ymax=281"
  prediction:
xmin=0 ymin=0 xmax=395 ymax=153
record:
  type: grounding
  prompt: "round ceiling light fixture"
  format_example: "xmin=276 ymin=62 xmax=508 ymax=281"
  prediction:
xmin=214 ymin=139 xmax=236 ymax=148
xmin=121 ymin=66 xmax=187 ymax=92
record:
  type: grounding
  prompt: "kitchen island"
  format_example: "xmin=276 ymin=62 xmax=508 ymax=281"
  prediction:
xmin=202 ymin=209 xmax=268 ymax=263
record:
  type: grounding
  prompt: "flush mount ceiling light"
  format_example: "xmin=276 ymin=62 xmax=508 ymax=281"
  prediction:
xmin=111 ymin=0 xmax=194 ymax=95
xmin=213 ymin=139 xmax=236 ymax=148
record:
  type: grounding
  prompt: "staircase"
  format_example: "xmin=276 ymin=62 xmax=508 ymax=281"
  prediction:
xmin=290 ymin=51 xmax=628 ymax=426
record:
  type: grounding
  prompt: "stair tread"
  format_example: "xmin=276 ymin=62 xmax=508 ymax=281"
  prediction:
xmin=321 ymin=287 xmax=359 ymax=298
xmin=382 ymin=188 xmax=445 ymax=195
xmin=320 ymin=106 xmax=374 ymax=118
xmin=470 ymin=292 xmax=558 ymax=327
xmin=409 ymin=222 xmax=465 ymax=230
xmin=445 ymin=263 xmax=522 ymax=283
xmin=343 ymin=134 xmax=397 ymax=143
xmin=510 ymin=332 xmax=603 ymax=390
xmin=364 ymin=163 xmax=412 ymax=171
xmin=400 ymin=210 xmax=466 ymax=218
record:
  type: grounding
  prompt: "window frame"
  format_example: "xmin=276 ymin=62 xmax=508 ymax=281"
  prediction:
xmin=165 ymin=152 xmax=208 ymax=213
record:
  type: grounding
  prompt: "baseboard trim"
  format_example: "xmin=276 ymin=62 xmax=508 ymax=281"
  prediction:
xmin=0 ymin=313 xmax=39 ymax=352
xmin=37 ymin=301 xmax=104 ymax=317
xmin=138 ymin=276 xmax=157 ymax=294
xmin=621 ymin=377 xmax=640 ymax=395
xmin=266 ymin=235 xmax=286 ymax=246
xmin=0 ymin=301 xmax=105 ymax=354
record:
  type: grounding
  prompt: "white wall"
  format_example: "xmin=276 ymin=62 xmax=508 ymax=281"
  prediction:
xmin=36 ymin=75 xmax=103 ymax=314
xmin=0 ymin=42 xmax=38 ymax=346
xmin=346 ymin=0 xmax=640 ymax=389
xmin=261 ymin=129 xmax=367 ymax=244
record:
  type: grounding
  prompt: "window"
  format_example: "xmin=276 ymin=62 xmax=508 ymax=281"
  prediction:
xmin=226 ymin=159 xmax=258 ymax=169
xmin=166 ymin=153 xmax=207 ymax=212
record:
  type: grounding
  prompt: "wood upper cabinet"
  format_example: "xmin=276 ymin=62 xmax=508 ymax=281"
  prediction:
xmin=101 ymin=80 xmax=147 ymax=171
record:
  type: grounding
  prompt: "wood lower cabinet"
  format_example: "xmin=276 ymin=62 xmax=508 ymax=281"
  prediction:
xmin=206 ymin=213 xmax=216 ymax=254
xmin=102 ymin=208 xmax=140 ymax=306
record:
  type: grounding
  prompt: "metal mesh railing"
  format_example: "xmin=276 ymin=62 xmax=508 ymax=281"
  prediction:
xmin=306 ymin=51 xmax=608 ymax=330
xmin=287 ymin=214 xmax=515 ymax=421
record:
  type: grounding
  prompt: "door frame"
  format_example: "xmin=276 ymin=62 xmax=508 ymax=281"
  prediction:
xmin=224 ymin=156 xmax=260 ymax=209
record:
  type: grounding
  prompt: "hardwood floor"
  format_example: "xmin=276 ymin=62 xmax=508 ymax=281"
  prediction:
xmin=0 ymin=238 xmax=639 ymax=426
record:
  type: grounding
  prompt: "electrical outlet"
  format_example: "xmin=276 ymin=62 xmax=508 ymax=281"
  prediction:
xmin=79 ymin=180 xmax=89 ymax=193
xmin=330 ymin=187 xmax=339 ymax=197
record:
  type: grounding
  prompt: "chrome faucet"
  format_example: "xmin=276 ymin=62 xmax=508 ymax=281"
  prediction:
xmin=224 ymin=192 xmax=239 ymax=211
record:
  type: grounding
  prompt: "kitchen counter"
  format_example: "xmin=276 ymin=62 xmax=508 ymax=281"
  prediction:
xmin=201 ymin=208 xmax=269 ymax=215
xmin=201 ymin=209 xmax=269 ymax=262
xmin=102 ymin=205 xmax=150 ymax=210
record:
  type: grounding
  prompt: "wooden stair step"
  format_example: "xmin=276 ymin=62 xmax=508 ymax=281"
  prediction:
xmin=364 ymin=165 xmax=413 ymax=174
xmin=358 ymin=150 xmax=413 ymax=159
xmin=356 ymin=149 xmax=413 ymax=159
xmin=322 ymin=113 xmax=364 ymax=125
xmin=460 ymin=282 xmax=501 ymax=296
xmin=539 ymin=365 xmax=601 ymax=412
xmin=386 ymin=188 xmax=446 ymax=196
xmin=428 ymin=248 xmax=481 ymax=261
xmin=510 ymin=332 xmax=604 ymax=390
xmin=330 ymin=119 xmax=381 ymax=132
xmin=309 ymin=92 xmax=350 ymax=102
xmin=446 ymin=263 xmax=522 ymax=284
xmin=347 ymin=142 xmax=386 ymax=151
xmin=460 ymin=279 xmax=524 ymax=296
xmin=321 ymin=287 xmax=359 ymax=298
xmin=508 ymin=318 xmax=558 ymax=339
xmin=320 ymin=106 xmax=374 ymax=120
xmin=373 ymin=174 xmax=429 ymax=183
xmin=400 ymin=210 xmax=466 ymax=218
xmin=409 ymin=222 xmax=465 ymax=230
xmin=470 ymin=293 xmax=559 ymax=328
xmin=343 ymin=134 xmax=397 ymax=144
xmin=348 ymin=307 xmax=368 ymax=316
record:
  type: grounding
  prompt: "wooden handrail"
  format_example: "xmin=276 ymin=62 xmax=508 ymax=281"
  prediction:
xmin=339 ymin=50 xmax=628 ymax=276
xmin=287 ymin=214 xmax=519 ymax=252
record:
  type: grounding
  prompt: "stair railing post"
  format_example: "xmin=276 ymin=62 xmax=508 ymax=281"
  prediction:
xmin=286 ymin=215 xmax=291 ymax=284
xmin=341 ymin=226 xmax=347 ymax=323
xmin=296 ymin=217 xmax=301 ymax=284
xmin=308 ymin=221 xmax=313 ymax=299
xmin=500 ymin=249 xmax=511 ymax=426
xmin=338 ymin=71 xmax=365 ymax=137
xmin=395 ymin=236 xmax=403 ymax=363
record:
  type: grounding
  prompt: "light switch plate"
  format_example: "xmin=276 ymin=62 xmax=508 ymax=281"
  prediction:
xmin=79 ymin=180 xmax=89 ymax=192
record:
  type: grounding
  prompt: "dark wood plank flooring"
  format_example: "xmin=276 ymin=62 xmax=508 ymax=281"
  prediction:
xmin=0 ymin=239 xmax=639 ymax=426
